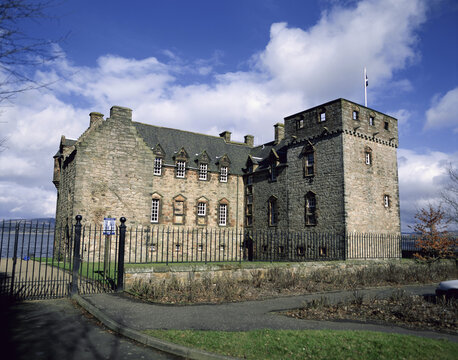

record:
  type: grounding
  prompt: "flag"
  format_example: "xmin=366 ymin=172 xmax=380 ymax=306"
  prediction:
xmin=365 ymin=74 xmax=368 ymax=87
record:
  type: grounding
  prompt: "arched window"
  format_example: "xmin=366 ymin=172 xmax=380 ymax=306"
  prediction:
xmin=268 ymin=197 xmax=278 ymax=226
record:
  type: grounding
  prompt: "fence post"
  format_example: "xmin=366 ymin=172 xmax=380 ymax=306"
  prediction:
xmin=70 ymin=215 xmax=82 ymax=295
xmin=117 ymin=217 xmax=126 ymax=292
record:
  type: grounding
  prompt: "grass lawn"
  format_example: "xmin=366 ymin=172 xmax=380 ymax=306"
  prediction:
xmin=32 ymin=257 xmax=117 ymax=282
xmin=144 ymin=329 xmax=458 ymax=360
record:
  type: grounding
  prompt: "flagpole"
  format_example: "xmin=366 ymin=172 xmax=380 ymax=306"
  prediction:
xmin=364 ymin=67 xmax=367 ymax=107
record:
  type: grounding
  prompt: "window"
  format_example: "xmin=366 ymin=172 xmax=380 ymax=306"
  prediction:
xmin=173 ymin=197 xmax=186 ymax=225
xmin=270 ymin=163 xmax=276 ymax=181
xmin=305 ymin=193 xmax=317 ymax=226
xmin=247 ymin=175 xmax=253 ymax=185
xmin=369 ymin=116 xmax=374 ymax=126
xmin=268 ymin=197 xmax=278 ymax=226
xmin=199 ymin=163 xmax=207 ymax=180
xmin=320 ymin=112 xmax=326 ymax=122
xmin=352 ymin=110 xmax=359 ymax=120
xmin=220 ymin=166 xmax=228 ymax=182
xmin=154 ymin=157 xmax=162 ymax=176
xmin=297 ymin=118 xmax=304 ymax=129
xmin=384 ymin=121 xmax=389 ymax=130
xmin=176 ymin=161 xmax=186 ymax=178
xmin=365 ymin=152 xmax=372 ymax=165
xmin=384 ymin=194 xmax=390 ymax=208
xmin=219 ymin=204 xmax=227 ymax=226
xmin=197 ymin=202 xmax=206 ymax=216
xmin=304 ymin=151 xmax=315 ymax=176
xmin=151 ymin=198 xmax=160 ymax=223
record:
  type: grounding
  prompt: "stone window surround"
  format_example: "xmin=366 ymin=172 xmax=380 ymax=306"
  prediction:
xmin=173 ymin=194 xmax=186 ymax=225
xmin=218 ymin=198 xmax=229 ymax=226
xmin=384 ymin=194 xmax=390 ymax=208
xmin=219 ymin=166 xmax=228 ymax=182
xmin=196 ymin=197 xmax=209 ymax=226
xmin=364 ymin=147 xmax=372 ymax=166
xmin=268 ymin=196 xmax=278 ymax=227
xmin=176 ymin=160 xmax=186 ymax=178
xmin=305 ymin=192 xmax=317 ymax=226
xmin=153 ymin=157 xmax=162 ymax=176
xmin=150 ymin=192 xmax=162 ymax=224
xmin=199 ymin=163 xmax=208 ymax=181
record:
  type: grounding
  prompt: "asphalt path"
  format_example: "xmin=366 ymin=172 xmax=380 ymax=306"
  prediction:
xmin=82 ymin=284 xmax=458 ymax=343
xmin=0 ymin=296 xmax=180 ymax=360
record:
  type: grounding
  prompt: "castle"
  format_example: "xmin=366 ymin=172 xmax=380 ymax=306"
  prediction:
xmin=53 ymin=98 xmax=401 ymax=257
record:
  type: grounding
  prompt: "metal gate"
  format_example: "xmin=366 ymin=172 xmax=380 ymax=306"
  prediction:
xmin=0 ymin=216 xmax=126 ymax=300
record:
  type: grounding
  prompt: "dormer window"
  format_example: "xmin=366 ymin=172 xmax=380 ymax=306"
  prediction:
xmin=154 ymin=157 xmax=162 ymax=176
xmin=199 ymin=163 xmax=208 ymax=180
xmin=176 ymin=160 xmax=186 ymax=178
xmin=220 ymin=166 xmax=228 ymax=182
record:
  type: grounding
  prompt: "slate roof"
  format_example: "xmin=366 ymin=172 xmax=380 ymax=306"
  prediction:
xmin=133 ymin=122 xmax=253 ymax=175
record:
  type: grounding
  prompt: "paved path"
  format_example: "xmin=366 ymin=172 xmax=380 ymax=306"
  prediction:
xmin=0 ymin=297 xmax=179 ymax=360
xmin=81 ymin=284 xmax=457 ymax=343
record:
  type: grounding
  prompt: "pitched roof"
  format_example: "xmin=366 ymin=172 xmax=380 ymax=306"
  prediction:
xmin=133 ymin=122 xmax=252 ymax=174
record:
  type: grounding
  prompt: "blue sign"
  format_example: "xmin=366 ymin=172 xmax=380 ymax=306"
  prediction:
xmin=103 ymin=218 xmax=116 ymax=235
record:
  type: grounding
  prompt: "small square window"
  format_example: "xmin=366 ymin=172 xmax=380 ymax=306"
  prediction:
xmin=320 ymin=112 xmax=326 ymax=122
xmin=384 ymin=121 xmax=389 ymax=130
xmin=352 ymin=111 xmax=359 ymax=120
xmin=384 ymin=195 xmax=390 ymax=208
xmin=365 ymin=152 xmax=371 ymax=165
xmin=297 ymin=119 xmax=304 ymax=129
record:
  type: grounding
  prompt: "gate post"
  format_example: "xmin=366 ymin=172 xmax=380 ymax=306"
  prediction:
xmin=117 ymin=217 xmax=126 ymax=292
xmin=70 ymin=215 xmax=82 ymax=295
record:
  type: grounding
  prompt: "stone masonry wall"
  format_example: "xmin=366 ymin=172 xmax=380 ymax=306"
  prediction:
xmin=286 ymin=133 xmax=346 ymax=233
xmin=72 ymin=107 xmax=155 ymax=228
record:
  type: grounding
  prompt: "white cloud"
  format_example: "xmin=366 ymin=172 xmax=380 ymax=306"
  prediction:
xmin=0 ymin=182 xmax=56 ymax=219
xmin=425 ymin=87 xmax=458 ymax=131
xmin=397 ymin=148 xmax=458 ymax=231
xmin=0 ymin=0 xmax=431 ymax=220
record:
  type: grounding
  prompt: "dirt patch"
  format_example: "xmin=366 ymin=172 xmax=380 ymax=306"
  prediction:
xmin=285 ymin=290 xmax=457 ymax=333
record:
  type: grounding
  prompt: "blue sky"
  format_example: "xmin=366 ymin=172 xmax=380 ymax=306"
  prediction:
xmin=0 ymin=0 xmax=457 ymax=231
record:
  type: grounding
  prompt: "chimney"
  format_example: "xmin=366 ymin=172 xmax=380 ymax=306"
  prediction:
xmin=89 ymin=112 xmax=104 ymax=127
xmin=274 ymin=123 xmax=285 ymax=144
xmin=244 ymin=135 xmax=254 ymax=147
xmin=110 ymin=106 xmax=132 ymax=121
xmin=219 ymin=131 xmax=232 ymax=143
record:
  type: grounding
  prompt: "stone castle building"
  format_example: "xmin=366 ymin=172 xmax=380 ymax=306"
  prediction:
xmin=53 ymin=98 xmax=401 ymax=242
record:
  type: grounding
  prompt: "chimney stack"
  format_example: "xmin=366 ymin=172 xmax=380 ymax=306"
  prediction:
xmin=274 ymin=123 xmax=285 ymax=144
xmin=244 ymin=135 xmax=254 ymax=147
xmin=110 ymin=106 xmax=132 ymax=121
xmin=219 ymin=131 xmax=232 ymax=143
xmin=89 ymin=112 xmax=104 ymax=127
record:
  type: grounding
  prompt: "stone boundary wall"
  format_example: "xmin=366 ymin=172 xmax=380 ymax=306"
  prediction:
xmin=124 ymin=259 xmax=415 ymax=289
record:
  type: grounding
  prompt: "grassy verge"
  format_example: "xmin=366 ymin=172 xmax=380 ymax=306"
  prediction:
xmin=31 ymin=257 xmax=117 ymax=282
xmin=129 ymin=260 xmax=457 ymax=304
xmin=144 ymin=329 xmax=458 ymax=360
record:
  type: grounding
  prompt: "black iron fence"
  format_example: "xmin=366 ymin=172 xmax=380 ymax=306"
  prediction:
xmin=1 ymin=216 xmax=456 ymax=299
xmin=0 ymin=217 xmax=126 ymax=300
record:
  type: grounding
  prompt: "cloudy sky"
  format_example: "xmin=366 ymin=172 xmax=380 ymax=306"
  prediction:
xmin=0 ymin=0 xmax=457 ymax=231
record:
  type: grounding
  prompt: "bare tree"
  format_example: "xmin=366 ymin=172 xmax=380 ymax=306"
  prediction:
xmin=441 ymin=164 xmax=458 ymax=226
xmin=0 ymin=0 xmax=62 ymax=104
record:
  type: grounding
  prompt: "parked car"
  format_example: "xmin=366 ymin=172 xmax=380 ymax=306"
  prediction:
xmin=435 ymin=280 xmax=458 ymax=298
